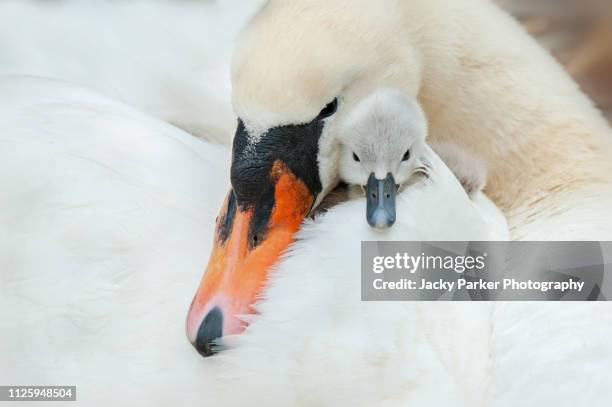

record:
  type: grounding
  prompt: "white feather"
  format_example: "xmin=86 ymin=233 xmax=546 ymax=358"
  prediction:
xmin=0 ymin=77 xmax=228 ymax=405
xmin=0 ymin=76 xmax=506 ymax=406
xmin=0 ymin=0 xmax=265 ymax=144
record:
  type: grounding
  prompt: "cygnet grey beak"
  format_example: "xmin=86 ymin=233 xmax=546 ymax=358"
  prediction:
xmin=365 ymin=173 xmax=397 ymax=229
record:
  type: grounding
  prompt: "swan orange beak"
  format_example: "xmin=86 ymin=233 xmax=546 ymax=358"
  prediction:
xmin=186 ymin=161 xmax=314 ymax=356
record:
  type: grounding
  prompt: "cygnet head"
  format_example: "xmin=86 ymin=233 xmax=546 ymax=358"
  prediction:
xmin=338 ymin=88 xmax=429 ymax=229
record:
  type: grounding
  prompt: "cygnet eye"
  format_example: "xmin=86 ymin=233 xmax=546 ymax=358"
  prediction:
xmin=318 ymin=98 xmax=338 ymax=119
xmin=353 ymin=152 xmax=360 ymax=162
xmin=402 ymin=149 xmax=411 ymax=162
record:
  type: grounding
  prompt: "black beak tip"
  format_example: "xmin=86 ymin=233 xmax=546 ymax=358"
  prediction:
xmin=194 ymin=307 xmax=224 ymax=357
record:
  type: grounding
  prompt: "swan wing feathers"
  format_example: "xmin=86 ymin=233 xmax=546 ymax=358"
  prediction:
xmin=0 ymin=76 xmax=229 ymax=405
xmin=2 ymin=77 xmax=611 ymax=407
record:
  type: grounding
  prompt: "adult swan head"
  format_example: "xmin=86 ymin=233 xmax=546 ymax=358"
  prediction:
xmin=187 ymin=0 xmax=612 ymax=354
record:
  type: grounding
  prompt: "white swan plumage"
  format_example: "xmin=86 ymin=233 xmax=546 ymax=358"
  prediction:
xmin=0 ymin=77 xmax=504 ymax=405
xmin=0 ymin=77 xmax=229 ymax=404
xmin=3 ymin=76 xmax=611 ymax=407
xmin=2 ymin=0 xmax=612 ymax=405
xmin=0 ymin=75 xmax=459 ymax=394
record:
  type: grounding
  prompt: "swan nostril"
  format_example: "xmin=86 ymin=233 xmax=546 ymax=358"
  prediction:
xmin=194 ymin=307 xmax=223 ymax=357
xmin=250 ymin=232 xmax=264 ymax=248
xmin=371 ymin=192 xmax=377 ymax=199
xmin=385 ymin=193 xmax=390 ymax=199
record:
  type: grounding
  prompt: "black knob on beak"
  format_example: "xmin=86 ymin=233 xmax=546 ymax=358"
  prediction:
xmin=194 ymin=307 xmax=223 ymax=357
xmin=365 ymin=173 xmax=397 ymax=229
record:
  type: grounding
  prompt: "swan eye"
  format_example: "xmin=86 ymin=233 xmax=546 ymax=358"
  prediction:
xmin=318 ymin=98 xmax=338 ymax=119
xmin=353 ymin=152 xmax=360 ymax=162
xmin=402 ymin=150 xmax=411 ymax=162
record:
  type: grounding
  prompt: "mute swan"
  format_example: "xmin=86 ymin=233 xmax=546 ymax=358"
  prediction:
xmin=336 ymin=88 xmax=488 ymax=229
xmin=337 ymin=88 xmax=429 ymax=229
xmin=0 ymin=3 xmax=612 ymax=405
xmin=189 ymin=0 xmax=612 ymax=364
